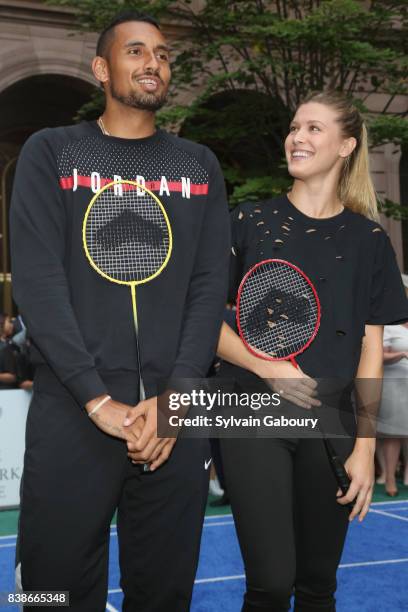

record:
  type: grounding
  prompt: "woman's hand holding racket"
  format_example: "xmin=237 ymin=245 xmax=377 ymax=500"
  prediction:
xmin=337 ymin=442 xmax=375 ymax=522
xmin=254 ymin=359 xmax=321 ymax=410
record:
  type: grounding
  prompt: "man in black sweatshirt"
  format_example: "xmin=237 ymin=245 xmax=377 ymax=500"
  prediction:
xmin=10 ymin=11 xmax=230 ymax=612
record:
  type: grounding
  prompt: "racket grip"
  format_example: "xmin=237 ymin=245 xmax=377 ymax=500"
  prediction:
xmin=331 ymin=455 xmax=351 ymax=495
xmin=323 ymin=439 xmax=354 ymax=513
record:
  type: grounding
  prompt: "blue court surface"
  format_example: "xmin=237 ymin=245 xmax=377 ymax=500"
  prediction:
xmin=1 ymin=499 xmax=407 ymax=611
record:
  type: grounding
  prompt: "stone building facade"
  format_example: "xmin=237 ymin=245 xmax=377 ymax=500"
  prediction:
xmin=0 ymin=0 xmax=407 ymax=313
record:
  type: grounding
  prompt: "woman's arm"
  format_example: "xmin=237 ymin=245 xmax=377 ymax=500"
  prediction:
xmin=217 ymin=320 xmax=267 ymax=374
xmin=217 ymin=321 xmax=320 ymax=409
xmin=338 ymin=324 xmax=383 ymax=521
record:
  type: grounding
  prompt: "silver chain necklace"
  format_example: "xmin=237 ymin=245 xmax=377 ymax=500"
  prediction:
xmin=97 ymin=116 xmax=110 ymax=136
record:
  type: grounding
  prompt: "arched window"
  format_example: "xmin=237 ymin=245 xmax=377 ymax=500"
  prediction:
xmin=0 ymin=75 xmax=96 ymax=313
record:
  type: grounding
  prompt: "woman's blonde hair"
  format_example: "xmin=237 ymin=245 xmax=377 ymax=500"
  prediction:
xmin=299 ymin=91 xmax=379 ymax=220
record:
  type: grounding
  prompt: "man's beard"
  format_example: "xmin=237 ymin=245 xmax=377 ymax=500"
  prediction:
xmin=110 ymin=80 xmax=168 ymax=112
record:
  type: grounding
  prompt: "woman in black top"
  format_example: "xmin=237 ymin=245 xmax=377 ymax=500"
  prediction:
xmin=217 ymin=92 xmax=408 ymax=612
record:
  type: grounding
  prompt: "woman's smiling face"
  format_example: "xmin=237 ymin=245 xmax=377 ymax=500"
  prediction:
xmin=285 ymin=102 xmax=356 ymax=181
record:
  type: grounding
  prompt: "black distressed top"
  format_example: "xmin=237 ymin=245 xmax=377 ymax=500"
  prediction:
xmin=226 ymin=194 xmax=408 ymax=381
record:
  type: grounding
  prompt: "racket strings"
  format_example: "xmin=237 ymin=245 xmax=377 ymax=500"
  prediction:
xmin=96 ymin=209 xmax=165 ymax=250
xmin=85 ymin=187 xmax=170 ymax=283
xmin=238 ymin=261 xmax=318 ymax=358
xmin=246 ymin=288 xmax=311 ymax=332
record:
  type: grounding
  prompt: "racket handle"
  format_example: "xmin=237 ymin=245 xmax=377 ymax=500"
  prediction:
xmin=323 ymin=439 xmax=354 ymax=513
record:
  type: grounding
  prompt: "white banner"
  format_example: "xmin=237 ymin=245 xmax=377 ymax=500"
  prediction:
xmin=0 ymin=390 xmax=31 ymax=509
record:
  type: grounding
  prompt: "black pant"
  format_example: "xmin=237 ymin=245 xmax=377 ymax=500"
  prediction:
xmin=19 ymin=367 xmax=210 ymax=611
xmin=220 ymin=437 xmax=354 ymax=612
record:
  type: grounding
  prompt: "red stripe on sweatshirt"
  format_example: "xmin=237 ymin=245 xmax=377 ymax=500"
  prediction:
xmin=59 ymin=175 xmax=209 ymax=195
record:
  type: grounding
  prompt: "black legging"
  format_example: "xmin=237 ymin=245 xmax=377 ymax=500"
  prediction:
xmin=220 ymin=436 xmax=355 ymax=612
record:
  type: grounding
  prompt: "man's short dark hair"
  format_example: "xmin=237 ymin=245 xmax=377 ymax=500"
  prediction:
xmin=96 ymin=11 xmax=161 ymax=58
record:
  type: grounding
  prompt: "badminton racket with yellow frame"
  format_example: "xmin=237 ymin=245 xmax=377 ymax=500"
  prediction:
xmin=83 ymin=179 xmax=172 ymax=447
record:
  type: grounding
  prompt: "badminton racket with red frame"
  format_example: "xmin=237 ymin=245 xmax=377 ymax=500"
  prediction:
xmin=236 ymin=258 xmax=353 ymax=510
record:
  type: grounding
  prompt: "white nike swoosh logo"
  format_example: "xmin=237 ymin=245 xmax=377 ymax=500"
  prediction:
xmin=204 ymin=459 xmax=212 ymax=470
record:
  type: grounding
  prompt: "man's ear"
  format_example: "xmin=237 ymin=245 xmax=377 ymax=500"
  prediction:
xmin=92 ymin=56 xmax=109 ymax=85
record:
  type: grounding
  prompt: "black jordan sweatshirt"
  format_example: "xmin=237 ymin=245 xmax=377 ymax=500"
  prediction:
xmin=10 ymin=121 xmax=230 ymax=406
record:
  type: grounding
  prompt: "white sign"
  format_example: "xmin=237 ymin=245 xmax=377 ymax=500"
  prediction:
xmin=0 ymin=390 xmax=31 ymax=509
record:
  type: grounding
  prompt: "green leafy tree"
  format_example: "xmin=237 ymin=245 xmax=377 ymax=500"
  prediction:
xmin=52 ymin=0 xmax=408 ymax=214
